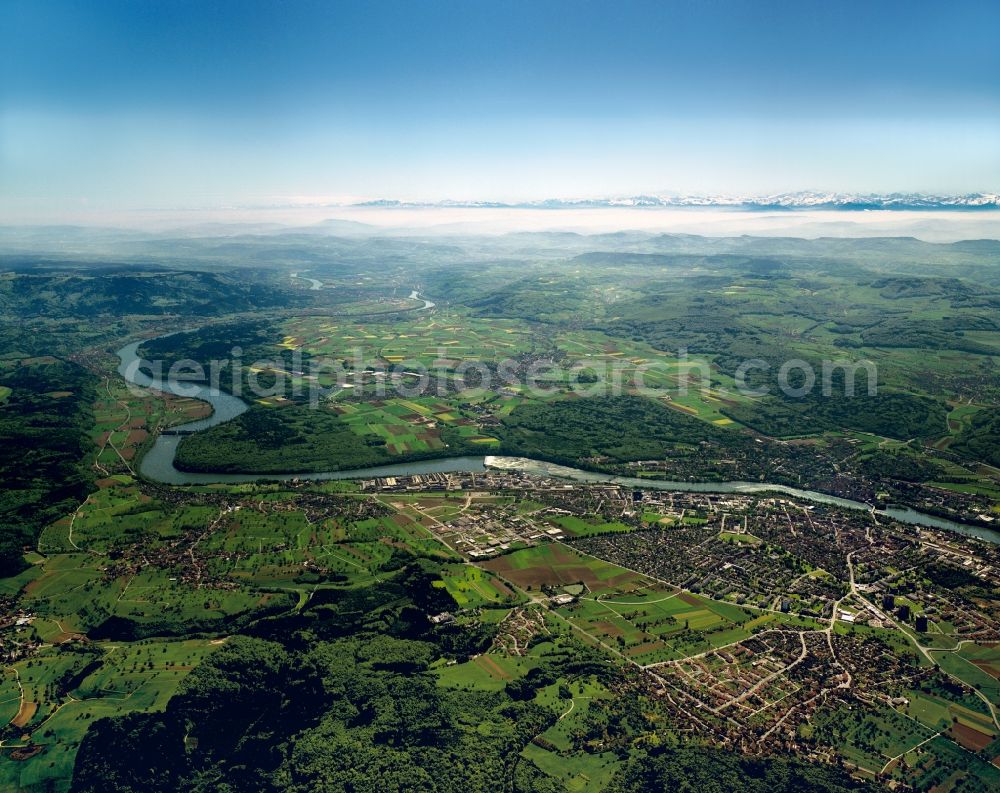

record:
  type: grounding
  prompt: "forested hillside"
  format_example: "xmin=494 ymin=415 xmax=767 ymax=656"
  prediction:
xmin=0 ymin=358 xmax=95 ymax=576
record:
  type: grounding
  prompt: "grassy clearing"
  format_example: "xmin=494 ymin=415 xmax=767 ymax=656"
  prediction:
xmin=551 ymin=516 xmax=635 ymax=538
xmin=435 ymin=653 xmax=541 ymax=692
xmin=435 ymin=563 xmax=522 ymax=608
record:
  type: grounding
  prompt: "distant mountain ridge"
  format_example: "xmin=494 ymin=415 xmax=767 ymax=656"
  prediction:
xmin=352 ymin=192 xmax=1000 ymax=210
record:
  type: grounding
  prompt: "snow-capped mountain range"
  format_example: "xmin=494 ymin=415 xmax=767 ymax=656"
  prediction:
xmin=353 ymin=192 xmax=1000 ymax=210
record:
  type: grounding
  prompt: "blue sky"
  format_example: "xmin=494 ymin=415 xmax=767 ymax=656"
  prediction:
xmin=2 ymin=0 xmax=998 ymax=217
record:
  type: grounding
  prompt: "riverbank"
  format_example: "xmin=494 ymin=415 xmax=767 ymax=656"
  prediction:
xmin=115 ymin=338 xmax=1000 ymax=544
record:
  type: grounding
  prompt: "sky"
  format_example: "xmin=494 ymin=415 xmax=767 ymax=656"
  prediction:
xmin=2 ymin=0 xmax=999 ymax=222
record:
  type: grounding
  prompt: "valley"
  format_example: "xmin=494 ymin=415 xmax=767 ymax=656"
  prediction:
xmin=1 ymin=229 xmax=999 ymax=791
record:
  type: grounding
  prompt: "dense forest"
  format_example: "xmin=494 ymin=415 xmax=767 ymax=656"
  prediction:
xmin=0 ymin=358 xmax=95 ymax=576
xmin=723 ymin=390 xmax=948 ymax=440
xmin=499 ymin=395 xmax=731 ymax=464
xmin=138 ymin=320 xmax=290 ymax=394
xmin=951 ymin=406 xmax=1000 ymax=467
xmin=174 ymin=405 xmax=482 ymax=473
xmin=174 ymin=406 xmax=394 ymax=473
xmin=606 ymin=744 xmax=871 ymax=793
xmin=0 ymin=268 xmax=310 ymax=320
xmin=139 ymin=320 xmax=280 ymax=365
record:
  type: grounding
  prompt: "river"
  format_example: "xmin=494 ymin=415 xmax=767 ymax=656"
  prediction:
xmin=116 ymin=338 xmax=998 ymax=544
xmin=290 ymin=271 xmax=323 ymax=290
xmin=408 ymin=289 xmax=435 ymax=309
xmin=289 ymin=273 xmax=433 ymax=308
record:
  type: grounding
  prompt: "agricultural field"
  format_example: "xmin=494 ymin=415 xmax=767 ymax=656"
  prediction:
xmin=332 ymin=396 xmax=501 ymax=454
xmin=90 ymin=377 xmax=211 ymax=471
xmin=279 ymin=312 xmax=537 ymax=372
xmin=902 ymin=684 xmax=998 ymax=754
xmin=0 ymin=638 xmax=219 ymax=791
xmin=478 ymin=542 xmax=759 ymax=665
xmin=254 ymin=311 xmax=761 ymax=467
xmin=277 ymin=311 xmax=756 ymax=419
xmin=932 ymin=643 xmax=1000 ymax=710
xmin=435 ymin=649 xmax=544 ymax=692
xmin=928 ymin=402 xmax=983 ymax=451
xmin=27 ymin=479 xmax=312 ymax=637
xmin=481 ymin=543 xmax=652 ymax=596
xmin=555 ymin=588 xmax=753 ymax=665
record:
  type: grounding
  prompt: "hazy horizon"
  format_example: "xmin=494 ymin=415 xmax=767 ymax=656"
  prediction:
xmin=3 ymin=205 xmax=1000 ymax=245
xmin=3 ymin=0 xmax=998 ymax=224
